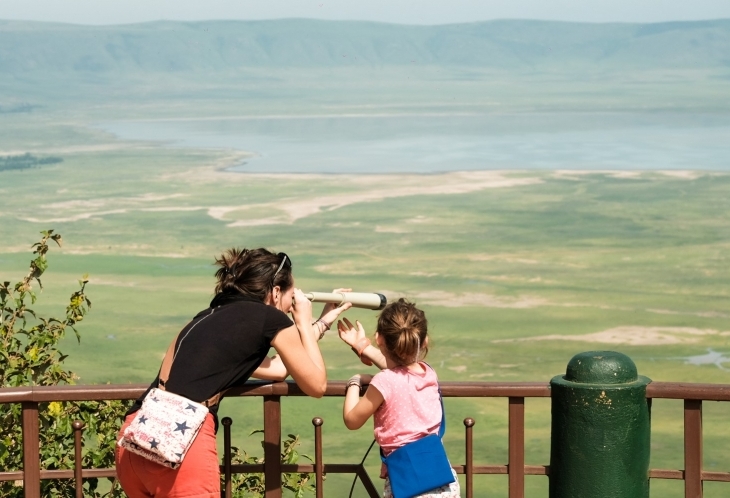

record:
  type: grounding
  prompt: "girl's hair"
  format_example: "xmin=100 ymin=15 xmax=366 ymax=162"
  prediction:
xmin=376 ymin=298 xmax=429 ymax=366
xmin=213 ymin=248 xmax=293 ymax=301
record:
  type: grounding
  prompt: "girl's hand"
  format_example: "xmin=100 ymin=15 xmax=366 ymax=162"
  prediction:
xmin=337 ymin=317 xmax=367 ymax=349
xmin=354 ymin=373 xmax=373 ymax=385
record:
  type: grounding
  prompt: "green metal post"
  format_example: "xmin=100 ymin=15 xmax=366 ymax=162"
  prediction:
xmin=550 ymin=351 xmax=651 ymax=498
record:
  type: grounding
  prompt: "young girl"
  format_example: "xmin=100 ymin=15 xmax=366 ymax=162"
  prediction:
xmin=339 ymin=298 xmax=460 ymax=498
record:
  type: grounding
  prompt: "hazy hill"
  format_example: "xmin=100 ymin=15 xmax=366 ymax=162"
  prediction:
xmin=1 ymin=18 xmax=729 ymax=74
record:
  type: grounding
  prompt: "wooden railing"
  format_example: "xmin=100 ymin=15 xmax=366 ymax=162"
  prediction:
xmin=1 ymin=380 xmax=730 ymax=497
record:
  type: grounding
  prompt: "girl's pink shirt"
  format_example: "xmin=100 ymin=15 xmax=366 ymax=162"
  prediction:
xmin=369 ymin=362 xmax=442 ymax=457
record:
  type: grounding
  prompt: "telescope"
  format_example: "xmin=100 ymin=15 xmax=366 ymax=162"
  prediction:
xmin=304 ymin=291 xmax=387 ymax=310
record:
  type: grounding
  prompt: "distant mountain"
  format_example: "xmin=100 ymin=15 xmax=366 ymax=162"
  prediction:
xmin=0 ymin=18 xmax=729 ymax=74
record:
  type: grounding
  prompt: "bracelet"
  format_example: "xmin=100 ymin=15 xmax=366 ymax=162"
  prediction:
xmin=350 ymin=338 xmax=374 ymax=366
xmin=354 ymin=337 xmax=370 ymax=356
xmin=312 ymin=319 xmax=331 ymax=341
xmin=346 ymin=378 xmax=362 ymax=394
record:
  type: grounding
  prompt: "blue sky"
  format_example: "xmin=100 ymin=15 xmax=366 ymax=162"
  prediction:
xmin=0 ymin=0 xmax=729 ymax=25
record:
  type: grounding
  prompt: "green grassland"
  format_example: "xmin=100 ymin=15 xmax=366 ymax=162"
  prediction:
xmin=2 ymin=143 xmax=730 ymax=496
xmin=2 ymin=17 xmax=730 ymax=496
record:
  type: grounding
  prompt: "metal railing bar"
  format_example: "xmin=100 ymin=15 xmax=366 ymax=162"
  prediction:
xmin=464 ymin=418 xmax=474 ymax=498
xmin=355 ymin=466 xmax=381 ymax=498
xmin=228 ymin=464 xmax=265 ymax=473
xmin=279 ymin=463 xmax=367 ymax=473
xmin=313 ymin=417 xmax=323 ymax=498
xmin=72 ymin=420 xmax=84 ymax=498
xmin=451 ymin=465 xmax=509 ymax=474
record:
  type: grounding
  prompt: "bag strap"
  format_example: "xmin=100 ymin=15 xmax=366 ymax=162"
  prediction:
xmin=157 ymin=307 xmax=225 ymax=407
xmin=423 ymin=361 xmax=446 ymax=438
xmin=437 ymin=387 xmax=446 ymax=438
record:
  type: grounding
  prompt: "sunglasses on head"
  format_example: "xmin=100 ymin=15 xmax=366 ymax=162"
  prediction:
xmin=273 ymin=252 xmax=291 ymax=279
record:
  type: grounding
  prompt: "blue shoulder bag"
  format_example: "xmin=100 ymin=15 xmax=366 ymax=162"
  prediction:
xmin=380 ymin=388 xmax=455 ymax=498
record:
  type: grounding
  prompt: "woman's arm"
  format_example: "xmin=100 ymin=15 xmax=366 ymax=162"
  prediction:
xmin=271 ymin=324 xmax=327 ymax=397
xmin=251 ymin=355 xmax=288 ymax=381
xmin=343 ymin=374 xmax=383 ymax=430
xmin=271 ymin=288 xmax=327 ymax=397
xmin=338 ymin=318 xmax=388 ymax=370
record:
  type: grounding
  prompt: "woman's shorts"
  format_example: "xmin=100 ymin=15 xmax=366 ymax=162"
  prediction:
xmin=115 ymin=412 xmax=220 ymax=498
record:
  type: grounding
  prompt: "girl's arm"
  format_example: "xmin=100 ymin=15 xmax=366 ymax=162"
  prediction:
xmin=343 ymin=374 xmax=384 ymax=430
xmin=338 ymin=318 xmax=388 ymax=370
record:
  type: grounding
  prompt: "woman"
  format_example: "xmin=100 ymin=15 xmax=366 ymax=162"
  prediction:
xmin=115 ymin=248 xmax=350 ymax=498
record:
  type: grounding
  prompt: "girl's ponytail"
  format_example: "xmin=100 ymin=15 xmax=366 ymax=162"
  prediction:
xmin=377 ymin=298 xmax=429 ymax=366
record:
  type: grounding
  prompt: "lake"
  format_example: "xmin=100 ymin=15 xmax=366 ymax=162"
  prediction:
xmin=99 ymin=112 xmax=730 ymax=173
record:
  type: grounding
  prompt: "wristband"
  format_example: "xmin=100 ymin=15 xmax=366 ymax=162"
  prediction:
xmin=351 ymin=338 xmax=373 ymax=366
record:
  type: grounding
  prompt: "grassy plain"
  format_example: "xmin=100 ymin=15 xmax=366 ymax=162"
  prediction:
xmin=2 ymin=63 xmax=730 ymax=495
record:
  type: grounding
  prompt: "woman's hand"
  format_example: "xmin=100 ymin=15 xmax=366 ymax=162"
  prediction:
xmin=291 ymin=288 xmax=313 ymax=327
xmin=318 ymin=288 xmax=354 ymax=327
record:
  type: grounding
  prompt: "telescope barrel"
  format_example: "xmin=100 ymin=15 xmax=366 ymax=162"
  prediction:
xmin=303 ymin=292 xmax=387 ymax=310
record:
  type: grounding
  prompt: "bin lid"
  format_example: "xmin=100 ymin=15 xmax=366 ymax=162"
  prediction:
xmin=564 ymin=351 xmax=638 ymax=384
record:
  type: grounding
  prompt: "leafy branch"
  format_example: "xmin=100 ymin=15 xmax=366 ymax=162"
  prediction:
xmin=0 ymin=230 xmax=127 ymax=497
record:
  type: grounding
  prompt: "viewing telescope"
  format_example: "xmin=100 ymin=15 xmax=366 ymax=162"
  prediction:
xmin=303 ymin=291 xmax=387 ymax=310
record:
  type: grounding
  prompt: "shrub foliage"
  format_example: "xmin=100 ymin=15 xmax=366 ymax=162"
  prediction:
xmin=0 ymin=230 xmax=126 ymax=497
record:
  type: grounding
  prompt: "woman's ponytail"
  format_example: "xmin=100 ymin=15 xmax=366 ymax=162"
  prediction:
xmin=213 ymin=248 xmax=292 ymax=300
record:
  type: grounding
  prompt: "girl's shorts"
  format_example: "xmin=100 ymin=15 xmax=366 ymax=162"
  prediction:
xmin=383 ymin=468 xmax=461 ymax=498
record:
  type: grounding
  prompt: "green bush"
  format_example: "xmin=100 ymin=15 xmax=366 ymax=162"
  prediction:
xmin=0 ymin=230 xmax=127 ymax=497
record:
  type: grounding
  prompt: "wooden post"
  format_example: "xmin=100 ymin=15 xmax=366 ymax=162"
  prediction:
xmin=509 ymin=398 xmax=525 ymax=498
xmin=22 ymin=402 xmax=40 ymax=498
xmin=264 ymin=396 xmax=282 ymax=498
xmin=222 ymin=417 xmax=233 ymax=498
xmin=684 ymin=400 xmax=703 ymax=498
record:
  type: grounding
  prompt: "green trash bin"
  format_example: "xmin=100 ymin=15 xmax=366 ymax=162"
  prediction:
xmin=550 ymin=351 xmax=651 ymax=498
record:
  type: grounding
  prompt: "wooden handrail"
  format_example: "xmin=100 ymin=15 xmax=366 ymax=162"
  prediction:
xmin=2 ymin=380 xmax=730 ymax=497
